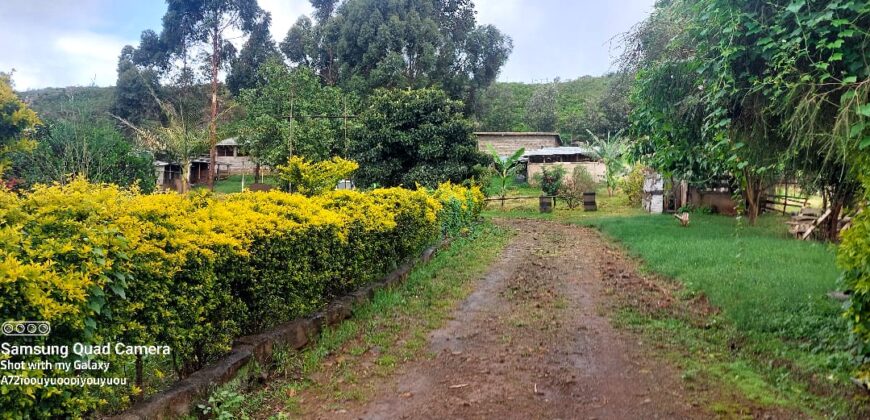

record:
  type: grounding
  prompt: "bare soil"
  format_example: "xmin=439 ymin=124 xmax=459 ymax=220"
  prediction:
xmin=295 ymin=219 xmax=717 ymax=419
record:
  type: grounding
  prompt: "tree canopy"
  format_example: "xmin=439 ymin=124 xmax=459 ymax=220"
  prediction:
xmin=282 ymin=0 xmax=512 ymax=110
xmin=227 ymin=12 xmax=281 ymax=96
xmin=351 ymin=88 xmax=485 ymax=188
xmin=622 ymin=0 xmax=868 ymax=224
xmin=237 ymin=59 xmax=351 ymax=169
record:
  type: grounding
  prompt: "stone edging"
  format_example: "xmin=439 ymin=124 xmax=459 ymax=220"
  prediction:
xmin=112 ymin=242 xmax=444 ymax=419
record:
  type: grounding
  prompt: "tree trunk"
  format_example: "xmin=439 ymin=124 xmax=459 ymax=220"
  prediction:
xmin=742 ymin=170 xmax=765 ymax=225
xmin=826 ymin=198 xmax=843 ymax=242
xmin=254 ymin=163 xmax=261 ymax=180
xmin=135 ymin=355 xmax=143 ymax=401
xmin=180 ymin=161 xmax=190 ymax=193
xmin=207 ymin=25 xmax=220 ymax=191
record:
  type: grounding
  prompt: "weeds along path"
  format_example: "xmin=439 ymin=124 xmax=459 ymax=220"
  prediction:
xmin=310 ymin=218 xmax=706 ymax=419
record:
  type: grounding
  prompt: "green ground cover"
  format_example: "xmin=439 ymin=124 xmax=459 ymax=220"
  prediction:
xmin=207 ymin=174 xmax=281 ymax=194
xmin=486 ymin=191 xmax=867 ymax=415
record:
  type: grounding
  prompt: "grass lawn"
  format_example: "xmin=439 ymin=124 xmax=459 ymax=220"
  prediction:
xmin=585 ymin=214 xmax=843 ymax=337
xmin=205 ymin=174 xmax=281 ymax=194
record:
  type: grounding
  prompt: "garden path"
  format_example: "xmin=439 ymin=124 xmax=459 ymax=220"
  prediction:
xmin=311 ymin=219 xmax=707 ymax=419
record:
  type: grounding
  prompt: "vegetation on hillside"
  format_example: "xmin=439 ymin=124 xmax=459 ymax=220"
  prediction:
xmin=473 ymin=75 xmax=627 ymax=143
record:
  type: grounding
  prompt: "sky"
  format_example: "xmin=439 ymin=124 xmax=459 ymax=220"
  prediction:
xmin=0 ymin=0 xmax=656 ymax=91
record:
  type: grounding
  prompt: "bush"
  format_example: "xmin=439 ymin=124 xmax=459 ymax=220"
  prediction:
xmin=535 ymin=165 xmax=566 ymax=196
xmin=0 ymin=179 xmax=481 ymax=417
xmin=620 ymin=164 xmax=646 ymax=207
xmin=275 ymin=156 xmax=358 ymax=196
xmin=558 ymin=166 xmax=597 ymax=209
xmin=839 ymin=184 xmax=870 ymax=385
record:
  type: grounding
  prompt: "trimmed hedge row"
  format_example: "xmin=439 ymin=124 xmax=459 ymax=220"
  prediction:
xmin=0 ymin=180 xmax=483 ymax=417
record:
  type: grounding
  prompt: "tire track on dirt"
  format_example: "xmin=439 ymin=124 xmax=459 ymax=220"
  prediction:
xmin=314 ymin=218 xmax=705 ymax=419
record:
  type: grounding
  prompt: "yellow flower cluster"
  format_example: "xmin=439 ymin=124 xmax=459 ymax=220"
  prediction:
xmin=0 ymin=179 xmax=482 ymax=417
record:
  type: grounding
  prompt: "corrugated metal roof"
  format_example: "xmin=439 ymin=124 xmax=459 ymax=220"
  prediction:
xmin=474 ymin=132 xmax=561 ymax=136
xmin=474 ymin=131 xmax=562 ymax=143
xmin=217 ymin=137 xmax=238 ymax=146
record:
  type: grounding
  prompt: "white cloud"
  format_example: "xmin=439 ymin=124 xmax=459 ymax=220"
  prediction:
xmin=0 ymin=30 xmax=132 ymax=90
xmin=54 ymin=32 xmax=132 ymax=87
xmin=257 ymin=0 xmax=313 ymax=44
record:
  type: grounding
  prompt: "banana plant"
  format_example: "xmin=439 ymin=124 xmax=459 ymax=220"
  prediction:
xmin=488 ymin=145 xmax=525 ymax=206
xmin=586 ymin=129 xmax=626 ymax=196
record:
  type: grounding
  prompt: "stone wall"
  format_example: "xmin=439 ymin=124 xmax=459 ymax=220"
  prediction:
xmin=527 ymin=162 xmax=606 ymax=186
xmin=215 ymin=156 xmax=257 ymax=174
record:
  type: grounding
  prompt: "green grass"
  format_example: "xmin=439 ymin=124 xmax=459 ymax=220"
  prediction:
xmin=485 ymin=192 xmax=865 ymax=414
xmin=484 ymin=175 xmax=541 ymax=197
xmin=230 ymin=223 xmax=512 ymax=417
xmin=209 ymin=174 xmax=280 ymax=194
xmin=585 ymin=214 xmax=842 ymax=335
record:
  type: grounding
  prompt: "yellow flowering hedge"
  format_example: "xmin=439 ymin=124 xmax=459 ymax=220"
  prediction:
xmin=0 ymin=179 xmax=481 ymax=417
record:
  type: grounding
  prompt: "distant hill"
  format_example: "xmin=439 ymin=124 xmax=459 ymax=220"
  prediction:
xmin=473 ymin=75 xmax=615 ymax=142
xmin=19 ymin=86 xmax=115 ymax=122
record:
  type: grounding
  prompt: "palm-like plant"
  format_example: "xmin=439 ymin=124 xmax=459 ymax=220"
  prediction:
xmin=113 ymin=94 xmax=208 ymax=193
xmin=488 ymin=145 xmax=525 ymax=205
xmin=586 ymin=129 xmax=626 ymax=196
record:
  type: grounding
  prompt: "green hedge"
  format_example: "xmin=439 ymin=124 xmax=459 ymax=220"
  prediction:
xmin=0 ymin=180 xmax=482 ymax=417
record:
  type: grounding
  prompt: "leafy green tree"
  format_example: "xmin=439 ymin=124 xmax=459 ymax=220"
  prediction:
xmin=0 ymin=73 xmax=40 ymax=180
xmin=624 ymin=0 xmax=868 ymax=226
xmin=237 ymin=59 xmax=350 ymax=174
xmin=281 ymin=0 xmax=512 ymax=110
xmin=572 ymin=76 xmax=631 ymax=143
xmin=159 ymin=0 xmax=263 ymax=189
xmin=524 ymin=81 xmax=559 ymax=132
xmin=351 ymin=88 xmax=486 ymax=188
xmin=227 ymin=12 xmax=281 ymax=96
xmin=474 ymin=83 xmax=526 ymax=131
xmin=113 ymin=45 xmax=163 ymax=125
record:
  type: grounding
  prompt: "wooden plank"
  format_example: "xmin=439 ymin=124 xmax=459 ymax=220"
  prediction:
xmin=801 ymin=208 xmax=832 ymax=240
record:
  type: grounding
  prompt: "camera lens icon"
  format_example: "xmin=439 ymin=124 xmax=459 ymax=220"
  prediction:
xmin=2 ymin=321 xmax=51 ymax=336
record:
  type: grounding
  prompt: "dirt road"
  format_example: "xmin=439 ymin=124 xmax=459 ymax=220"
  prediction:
xmin=306 ymin=219 xmax=706 ymax=419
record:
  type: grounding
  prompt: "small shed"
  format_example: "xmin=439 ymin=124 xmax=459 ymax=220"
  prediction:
xmin=522 ymin=146 xmax=605 ymax=185
xmin=476 ymin=132 xmax=561 ymax=157
xmin=215 ymin=138 xmax=256 ymax=174
xmin=154 ymin=160 xmax=185 ymax=190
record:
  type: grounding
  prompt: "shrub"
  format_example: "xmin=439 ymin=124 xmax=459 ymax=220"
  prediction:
xmin=351 ymin=88 xmax=487 ymax=188
xmin=275 ymin=156 xmax=359 ymax=196
xmin=839 ymin=176 xmax=870 ymax=385
xmin=558 ymin=166 xmax=597 ymax=210
xmin=620 ymin=164 xmax=646 ymax=207
xmin=535 ymin=165 xmax=566 ymax=196
xmin=0 ymin=178 xmax=482 ymax=417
